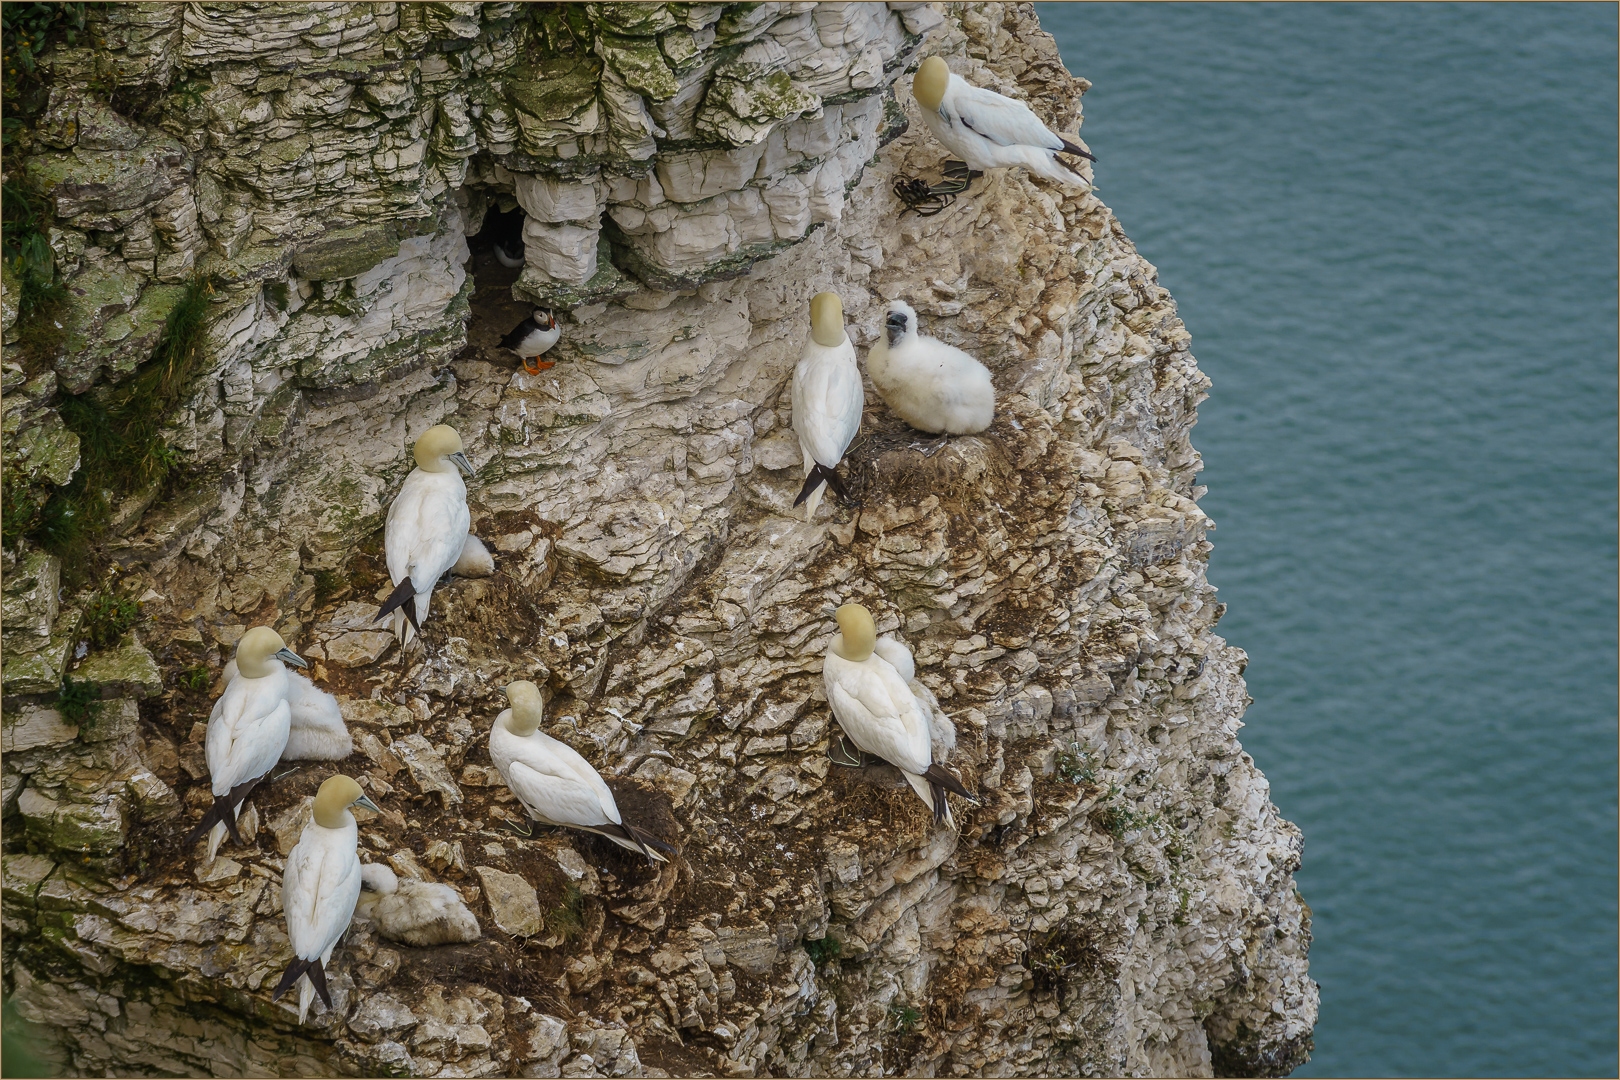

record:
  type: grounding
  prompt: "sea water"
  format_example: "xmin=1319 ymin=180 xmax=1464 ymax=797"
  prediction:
xmin=1040 ymin=5 xmax=1619 ymax=1076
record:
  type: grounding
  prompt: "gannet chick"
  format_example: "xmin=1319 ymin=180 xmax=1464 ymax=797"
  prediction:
xmin=377 ymin=424 xmax=474 ymax=646
xmin=500 ymin=309 xmax=560 ymax=374
xmin=357 ymin=864 xmax=481 ymax=947
xmin=187 ymin=627 xmax=301 ymax=860
xmin=220 ymin=655 xmax=351 ymax=762
xmin=453 ymin=534 xmax=495 ymax=578
xmin=872 ymin=633 xmax=957 ymax=762
xmin=823 ymin=603 xmax=974 ymax=828
xmin=274 ymin=775 xmax=377 ymax=1023
xmin=489 ymin=681 xmax=675 ymax=862
xmin=912 ymin=56 xmax=1094 ymax=189
xmin=790 ymin=291 xmax=863 ymax=521
xmin=866 ymin=301 xmax=995 ymax=435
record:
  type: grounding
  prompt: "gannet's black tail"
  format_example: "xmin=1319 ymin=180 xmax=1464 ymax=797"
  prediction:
xmin=184 ymin=776 xmax=261 ymax=847
xmin=1058 ymin=137 xmax=1096 ymax=162
xmin=272 ymin=956 xmax=331 ymax=1009
xmin=584 ymin=820 xmax=677 ymax=863
xmin=794 ymin=463 xmax=850 ymax=507
xmin=924 ymin=763 xmax=976 ymax=825
xmin=375 ymin=577 xmax=420 ymax=636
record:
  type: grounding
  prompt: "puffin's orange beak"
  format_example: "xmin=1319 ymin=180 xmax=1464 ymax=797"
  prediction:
xmin=523 ymin=357 xmax=556 ymax=374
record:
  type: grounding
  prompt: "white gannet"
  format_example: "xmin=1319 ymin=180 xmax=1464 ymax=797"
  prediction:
xmin=377 ymin=424 xmax=474 ymax=646
xmin=866 ymin=301 xmax=995 ymax=436
xmin=872 ymin=632 xmax=958 ymax=763
xmin=453 ymin=534 xmax=495 ymax=577
xmin=356 ymin=863 xmax=481 ymax=946
xmin=274 ymin=774 xmax=377 ymax=1023
xmin=822 ymin=603 xmax=974 ymax=828
xmin=790 ymin=291 xmax=864 ymax=521
xmin=187 ymin=627 xmax=301 ymax=860
xmin=488 ymin=681 xmax=673 ymax=862
xmin=221 ymin=656 xmax=351 ymax=762
xmin=500 ymin=309 xmax=560 ymax=374
xmin=912 ymin=55 xmax=1095 ymax=189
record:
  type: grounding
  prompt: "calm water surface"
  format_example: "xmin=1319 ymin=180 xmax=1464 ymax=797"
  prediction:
xmin=1041 ymin=5 xmax=1618 ymax=1076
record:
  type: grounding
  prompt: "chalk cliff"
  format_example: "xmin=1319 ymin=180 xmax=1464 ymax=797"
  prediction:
xmin=1 ymin=3 xmax=1317 ymax=1076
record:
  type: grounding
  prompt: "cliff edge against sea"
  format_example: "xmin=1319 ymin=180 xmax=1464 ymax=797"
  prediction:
xmin=0 ymin=3 xmax=1317 ymax=1075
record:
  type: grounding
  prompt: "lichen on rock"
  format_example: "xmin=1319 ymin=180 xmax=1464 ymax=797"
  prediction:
xmin=1 ymin=3 xmax=1314 ymax=1077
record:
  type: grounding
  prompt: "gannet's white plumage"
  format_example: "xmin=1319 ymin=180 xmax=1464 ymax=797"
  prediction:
xmin=453 ymin=534 xmax=495 ymax=578
xmin=488 ymin=681 xmax=672 ymax=862
xmin=357 ymin=864 xmax=481 ymax=946
xmin=275 ymin=775 xmax=377 ymax=1023
xmin=190 ymin=627 xmax=302 ymax=861
xmin=866 ymin=301 xmax=995 ymax=435
xmin=912 ymin=56 xmax=1093 ymax=188
xmin=379 ymin=424 xmax=474 ymax=646
xmin=222 ymin=657 xmax=351 ymax=762
xmin=790 ymin=291 xmax=863 ymax=521
xmin=873 ymin=634 xmax=957 ymax=763
xmin=822 ymin=604 xmax=973 ymax=828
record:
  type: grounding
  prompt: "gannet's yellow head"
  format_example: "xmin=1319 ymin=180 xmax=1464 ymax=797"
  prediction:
xmin=832 ymin=603 xmax=877 ymax=662
xmin=504 ymin=680 xmax=545 ymax=737
xmin=235 ymin=625 xmax=306 ymax=679
xmin=809 ymin=291 xmax=846 ymax=348
xmin=914 ymin=56 xmax=950 ymax=112
xmin=313 ymin=774 xmax=381 ymax=829
xmin=414 ymin=424 xmax=474 ymax=476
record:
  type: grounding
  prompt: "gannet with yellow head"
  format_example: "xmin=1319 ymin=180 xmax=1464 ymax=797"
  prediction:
xmin=790 ymin=290 xmax=864 ymax=521
xmin=822 ymin=603 xmax=974 ymax=827
xmin=488 ymin=681 xmax=674 ymax=862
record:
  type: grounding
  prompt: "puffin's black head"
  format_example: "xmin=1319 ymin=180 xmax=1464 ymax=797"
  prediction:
xmin=535 ymin=308 xmax=556 ymax=330
xmin=885 ymin=307 xmax=912 ymax=348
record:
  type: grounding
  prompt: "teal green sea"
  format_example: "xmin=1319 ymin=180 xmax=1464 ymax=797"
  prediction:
xmin=1041 ymin=4 xmax=1619 ymax=1076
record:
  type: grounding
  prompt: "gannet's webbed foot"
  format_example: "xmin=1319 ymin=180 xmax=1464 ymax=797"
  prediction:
xmin=894 ymin=162 xmax=976 ymax=216
xmin=828 ymin=736 xmax=868 ymax=768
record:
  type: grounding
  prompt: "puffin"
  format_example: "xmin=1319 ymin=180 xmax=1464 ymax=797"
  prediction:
xmin=790 ymin=291 xmax=863 ymax=521
xmin=376 ymin=424 xmax=474 ymax=646
xmin=911 ymin=55 xmax=1094 ymax=190
xmin=187 ymin=627 xmax=301 ymax=860
xmin=500 ymin=309 xmax=561 ymax=374
xmin=822 ymin=603 xmax=974 ymax=828
xmin=273 ymin=775 xmax=378 ymax=1023
xmin=866 ymin=301 xmax=996 ymax=436
xmin=488 ymin=681 xmax=674 ymax=862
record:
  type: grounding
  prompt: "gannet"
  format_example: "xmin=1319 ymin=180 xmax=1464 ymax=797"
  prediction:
xmin=377 ymin=424 xmax=474 ymax=646
xmin=822 ymin=603 xmax=974 ymax=828
xmin=221 ymin=656 xmax=351 ymax=762
xmin=357 ymin=863 xmax=481 ymax=946
xmin=274 ymin=775 xmax=378 ymax=1023
xmin=790 ymin=291 xmax=863 ymax=521
xmin=500 ymin=309 xmax=560 ymax=374
xmin=912 ymin=55 xmax=1094 ymax=189
xmin=187 ymin=627 xmax=301 ymax=860
xmin=488 ymin=681 xmax=674 ymax=862
xmin=872 ymin=633 xmax=957 ymax=763
xmin=866 ymin=301 xmax=995 ymax=435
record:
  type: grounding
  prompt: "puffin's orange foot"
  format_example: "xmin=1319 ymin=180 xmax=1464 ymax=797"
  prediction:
xmin=522 ymin=358 xmax=556 ymax=374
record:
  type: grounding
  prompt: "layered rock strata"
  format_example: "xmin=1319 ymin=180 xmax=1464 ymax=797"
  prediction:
xmin=1 ymin=3 xmax=1317 ymax=1077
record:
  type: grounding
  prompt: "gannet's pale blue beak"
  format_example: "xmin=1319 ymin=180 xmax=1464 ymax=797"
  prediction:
xmin=275 ymin=647 xmax=308 ymax=669
xmin=450 ymin=451 xmax=475 ymax=477
xmin=355 ymin=794 xmax=382 ymax=815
